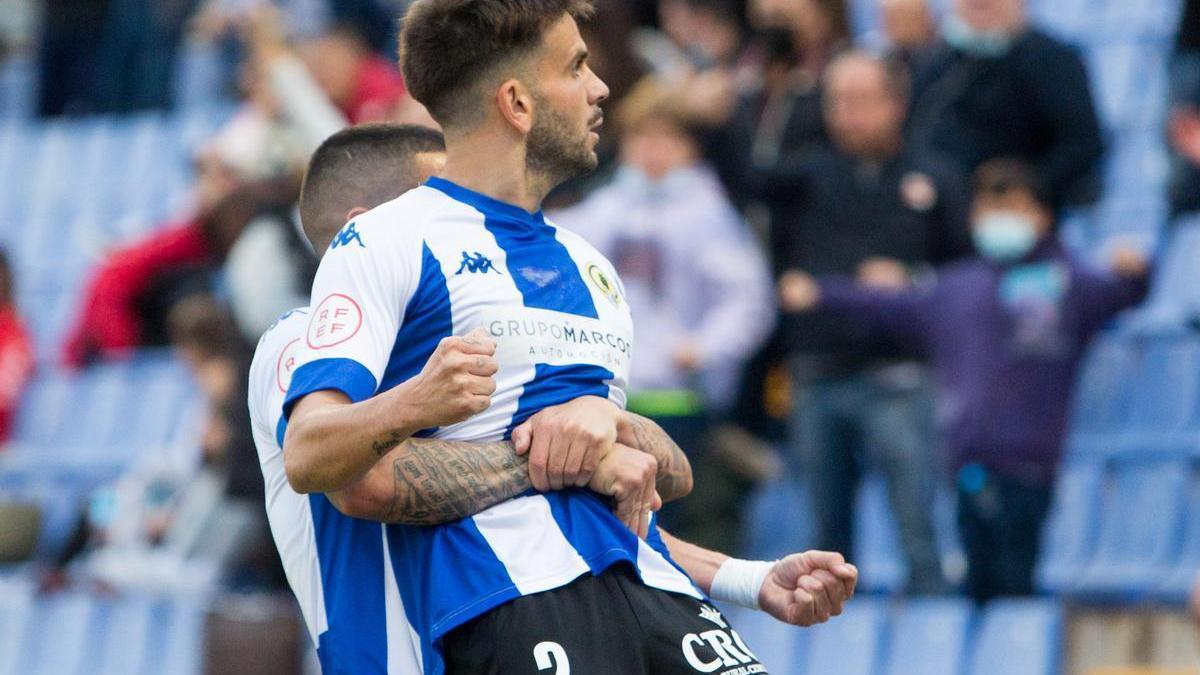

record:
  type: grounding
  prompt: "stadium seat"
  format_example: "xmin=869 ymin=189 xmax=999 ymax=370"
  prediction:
xmin=19 ymin=591 xmax=96 ymax=674
xmin=967 ymin=598 xmax=1063 ymax=675
xmin=0 ymin=576 xmax=34 ymax=675
xmin=157 ymin=598 xmax=206 ymax=675
xmin=94 ymin=595 xmax=156 ymax=675
xmin=1071 ymin=458 xmax=1189 ymax=598
xmin=1155 ymin=464 xmax=1200 ymax=603
xmin=884 ymin=598 xmax=973 ymax=675
xmin=1066 ymin=331 xmax=1137 ymax=457
xmin=802 ymin=597 xmax=887 ymax=675
xmin=1119 ymin=335 xmax=1200 ymax=451
xmin=854 ymin=475 xmax=906 ymax=594
xmin=1144 ymin=216 xmax=1200 ymax=320
xmin=1036 ymin=460 xmax=1104 ymax=593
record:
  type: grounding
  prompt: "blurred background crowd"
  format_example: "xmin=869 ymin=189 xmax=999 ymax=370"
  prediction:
xmin=0 ymin=0 xmax=1197 ymax=673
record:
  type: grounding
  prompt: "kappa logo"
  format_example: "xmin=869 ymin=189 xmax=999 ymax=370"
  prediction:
xmin=456 ymin=251 xmax=502 ymax=275
xmin=329 ymin=222 xmax=365 ymax=250
xmin=698 ymin=605 xmax=728 ymax=629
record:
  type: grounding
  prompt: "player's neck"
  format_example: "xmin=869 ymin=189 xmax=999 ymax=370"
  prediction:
xmin=438 ymin=133 xmax=553 ymax=215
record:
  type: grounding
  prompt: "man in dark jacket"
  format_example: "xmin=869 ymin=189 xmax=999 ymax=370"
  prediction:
xmin=907 ymin=0 xmax=1104 ymax=207
xmin=772 ymin=50 xmax=973 ymax=595
xmin=780 ymin=158 xmax=1150 ymax=602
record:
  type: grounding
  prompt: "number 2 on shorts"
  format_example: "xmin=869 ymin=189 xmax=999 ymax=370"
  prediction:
xmin=533 ymin=641 xmax=570 ymax=674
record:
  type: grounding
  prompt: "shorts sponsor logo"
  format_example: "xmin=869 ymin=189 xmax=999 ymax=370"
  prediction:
xmin=307 ymin=294 xmax=363 ymax=349
xmin=276 ymin=338 xmax=301 ymax=393
xmin=681 ymin=608 xmax=762 ymax=674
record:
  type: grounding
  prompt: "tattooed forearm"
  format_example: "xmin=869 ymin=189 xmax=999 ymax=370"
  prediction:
xmin=371 ymin=429 xmax=407 ymax=457
xmin=625 ymin=413 xmax=693 ymax=502
xmin=385 ymin=439 xmax=531 ymax=525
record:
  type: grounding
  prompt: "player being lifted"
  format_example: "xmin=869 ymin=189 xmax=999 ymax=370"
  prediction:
xmin=251 ymin=122 xmax=857 ymax=674
xmin=277 ymin=3 xmax=858 ymax=672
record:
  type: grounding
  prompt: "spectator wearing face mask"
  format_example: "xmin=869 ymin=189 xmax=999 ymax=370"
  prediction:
xmin=552 ymin=78 xmax=775 ymax=551
xmin=769 ymin=51 xmax=971 ymax=595
xmin=779 ymin=158 xmax=1150 ymax=603
xmin=907 ymin=0 xmax=1104 ymax=207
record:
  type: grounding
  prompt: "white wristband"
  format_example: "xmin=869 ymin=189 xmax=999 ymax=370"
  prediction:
xmin=709 ymin=558 xmax=775 ymax=610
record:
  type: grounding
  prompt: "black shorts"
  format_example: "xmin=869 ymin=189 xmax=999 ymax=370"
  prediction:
xmin=442 ymin=564 xmax=768 ymax=675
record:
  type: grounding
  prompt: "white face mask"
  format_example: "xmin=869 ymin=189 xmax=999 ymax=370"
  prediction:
xmin=972 ymin=211 xmax=1039 ymax=262
xmin=942 ymin=14 xmax=1014 ymax=57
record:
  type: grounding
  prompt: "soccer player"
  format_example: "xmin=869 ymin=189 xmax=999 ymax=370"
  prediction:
xmin=254 ymin=123 xmax=856 ymax=673
xmin=279 ymin=5 xmax=856 ymax=672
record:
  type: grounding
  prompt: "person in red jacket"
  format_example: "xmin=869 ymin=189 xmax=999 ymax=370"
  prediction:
xmin=0 ymin=250 xmax=34 ymax=442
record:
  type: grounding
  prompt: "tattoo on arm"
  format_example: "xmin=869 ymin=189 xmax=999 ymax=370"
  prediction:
xmin=371 ymin=429 xmax=406 ymax=457
xmin=626 ymin=413 xmax=693 ymax=501
xmin=386 ymin=439 xmax=531 ymax=525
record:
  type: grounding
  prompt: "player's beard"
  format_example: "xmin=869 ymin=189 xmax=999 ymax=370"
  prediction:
xmin=527 ymin=92 xmax=599 ymax=187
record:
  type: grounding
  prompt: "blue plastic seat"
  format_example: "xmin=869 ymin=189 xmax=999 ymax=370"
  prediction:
xmin=1119 ymin=335 xmax=1200 ymax=452
xmin=884 ymin=598 xmax=973 ymax=675
xmin=1071 ymin=458 xmax=1188 ymax=598
xmin=0 ymin=576 xmax=34 ymax=675
xmin=1036 ymin=460 xmax=1104 ymax=593
xmin=803 ymin=597 xmax=887 ymax=675
xmin=94 ymin=595 xmax=156 ymax=675
xmin=1156 ymin=464 xmax=1200 ymax=602
xmin=20 ymin=591 xmax=96 ymax=675
xmin=157 ymin=598 xmax=205 ymax=675
xmin=853 ymin=475 xmax=905 ymax=594
xmin=967 ymin=598 xmax=1062 ymax=675
xmin=1066 ymin=332 xmax=1137 ymax=457
xmin=1145 ymin=217 xmax=1200 ymax=318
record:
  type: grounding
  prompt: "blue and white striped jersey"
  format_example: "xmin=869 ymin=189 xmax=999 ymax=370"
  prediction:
xmin=248 ymin=307 xmax=426 ymax=674
xmin=280 ymin=177 xmax=702 ymax=674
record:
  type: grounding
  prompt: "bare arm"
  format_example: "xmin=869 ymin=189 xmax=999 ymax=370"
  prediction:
xmin=328 ymin=437 xmax=530 ymax=525
xmin=658 ymin=529 xmax=729 ymax=594
xmin=621 ymin=413 xmax=693 ymax=502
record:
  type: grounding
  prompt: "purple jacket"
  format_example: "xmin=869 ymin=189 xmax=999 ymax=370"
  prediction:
xmin=819 ymin=241 xmax=1148 ymax=485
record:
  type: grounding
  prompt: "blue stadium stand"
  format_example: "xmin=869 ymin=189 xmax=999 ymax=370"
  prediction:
xmin=743 ymin=478 xmax=815 ymax=562
xmin=18 ymin=590 xmax=97 ymax=674
xmin=1118 ymin=334 xmax=1200 ymax=452
xmin=1156 ymin=465 xmax=1200 ymax=603
xmin=854 ymin=475 xmax=906 ymax=594
xmin=1071 ymin=458 xmax=1189 ymax=598
xmin=1037 ymin=460 xmax=1104 ymax=593
xmin=94 ymin=595 xmax=156 ymax=675
xmin=0 ymin=576 xmax=34 ymax=675
xmin=1065 ymin=332 xmax=1137 ymax=458
xmin=884 ymin=598 xmax=974 ymax=675
xmin=802 ymin=597 xmax=888 ymax=675
xmin=967 ymin=598 xmax=1063 ymax=675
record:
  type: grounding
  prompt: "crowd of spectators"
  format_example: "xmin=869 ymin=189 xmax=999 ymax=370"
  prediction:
xmin=9 ymin=0 xmax=1193 ymax=609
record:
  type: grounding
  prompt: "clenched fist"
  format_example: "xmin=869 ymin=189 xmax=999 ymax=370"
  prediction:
xmin=397 ymin=328 xmax=498 ymax=430
xmin=759 ymin=551 xmax=858 ymax=627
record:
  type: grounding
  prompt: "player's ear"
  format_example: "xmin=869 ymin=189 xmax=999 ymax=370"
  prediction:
xmin=496 ymin=79 xmax=534 ymax=135
xmin=344 ymin=207 xmax=370 ymax=223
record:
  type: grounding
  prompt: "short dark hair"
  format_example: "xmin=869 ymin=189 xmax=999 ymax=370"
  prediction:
xmin=973 ymin=157 xmax=1051 ymax=206
xmin=299 ymin=124 xmax=445 ymax=252
xmin=399 ymin=0 xmax=595 ymax=128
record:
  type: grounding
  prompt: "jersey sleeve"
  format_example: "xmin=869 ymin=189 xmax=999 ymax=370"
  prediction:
xmin=282 ymin=214 xmax=420 ymax=417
